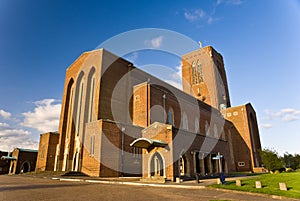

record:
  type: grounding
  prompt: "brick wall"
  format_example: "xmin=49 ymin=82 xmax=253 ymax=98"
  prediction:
xmin=36 ymin=132 xmax=59 ymax=171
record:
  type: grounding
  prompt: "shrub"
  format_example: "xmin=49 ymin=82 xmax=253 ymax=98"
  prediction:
xmin=274 ymin=170 xmax=280 ymax=174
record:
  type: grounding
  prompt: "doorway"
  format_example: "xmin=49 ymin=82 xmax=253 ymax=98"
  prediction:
xmin=21 ymin=161 xmax=30 ymax=173
xmin=150 ymin=152 xmax=164 ymax=177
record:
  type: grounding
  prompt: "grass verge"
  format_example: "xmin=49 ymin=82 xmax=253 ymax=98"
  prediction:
xmin=210 ymin=172 xmax=300 ymax=199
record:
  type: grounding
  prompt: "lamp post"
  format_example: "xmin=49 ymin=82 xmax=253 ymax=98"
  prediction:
xmin=218 ymin=152 xmax=222 ymax=174
xmin=213 ymin=152 xmax=225 ymax=184
xmin=163 ymin=94 xmax=166 ymax=123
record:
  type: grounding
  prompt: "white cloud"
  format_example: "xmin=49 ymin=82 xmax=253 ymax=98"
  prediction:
xmin=260 ymin=123 xmax=273 ymax=129
xmin=21 ymin=99 xmax=61 ymax=132
xmin=183 ymin=1 xmax=243 ymax=24
xmin=216 ymin=0 xmax=223 ymax=5
xmin=0 ymin=98 xmax=59 ymax=151
xmin=207 ymin=17 xmax=215 ymax=24
xmin=227 ymin=0 xmax=243 ymax=5
xmin=282 ymin=114 xmax=299 ymax=122
xmin=263 ymin=108 xmax=300 ymax=122
xmin=165 ymin=80 xmax=182 ymax=90
xmin=183 ymin=8 xmax=220 ymax=25
xmin=139 ymin=62 xmax=183 ymax=90
xmin=0 ymin=136 xmax=38 ymax=152
xmin=0 ymin=122 xmax=9 ymax=127
xmin=151 ymin=36 xmax=163 ymax=48
xmin=144 ymin=36 xmax=164 ymax=48
xmin=184 ymin=9 xmax=206 ymax=22
xmin=125 ymin=51 xmax=139 ymax=63
xmin=0 ymin=122 xmax=35 ymax=151
xmin=0 ymin=127 xmax=30 ymax=138
xmin=216 ymin=0 xmax=244 ymax=5
xmin=0 ymin=109 xmax=11 ymax=119
xmin=166 ymin=63 xmax=182 ymax=90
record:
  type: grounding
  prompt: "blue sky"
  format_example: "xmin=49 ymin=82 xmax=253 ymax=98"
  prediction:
xmin=0 ymin=0 xmax=299 ymax=155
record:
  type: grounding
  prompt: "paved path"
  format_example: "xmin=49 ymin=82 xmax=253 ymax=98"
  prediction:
xmin=0 ymin=175 xmax=298 ymax=201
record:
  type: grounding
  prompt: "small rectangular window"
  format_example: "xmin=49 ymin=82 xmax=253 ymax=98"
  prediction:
xmin=227 ymin=113 xmax=232 ymax=117
xmin=132 ymin=147 xmax=142 ymax=158
xmin=233 ymin=111 xmax=238 ymax=116
xmin=238 ymin=162 xmax=245 ymax=166
xmin=90 ymin=135 xmax=95 ymax=156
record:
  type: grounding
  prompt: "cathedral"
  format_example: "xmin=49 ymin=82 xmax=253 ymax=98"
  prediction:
xmin=36 ymin=45 xmax=262 ymax=181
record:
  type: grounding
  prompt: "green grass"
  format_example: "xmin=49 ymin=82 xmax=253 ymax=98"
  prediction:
xmin=20 ymin=171 xmax=66 ymax=177
xmin=210 ymin=172 xmax=300 ymax=199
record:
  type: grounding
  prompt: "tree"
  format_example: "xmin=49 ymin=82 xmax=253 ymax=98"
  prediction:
xmin=283 ymin=152 xmax=295 ymax=169
xmin=283 ymin=153 xmax=300 ymax=170
xmin=283 ymin=153 xmax=297 ymax=170
xmin=260 ymin=148 xmax=284 ymax=172
xmin=295 ymin=154 xmax=300 ymax=169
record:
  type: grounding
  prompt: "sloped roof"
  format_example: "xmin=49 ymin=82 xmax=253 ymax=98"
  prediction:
xmin=130 ymin=137 xmax=167 ymax=152
xmin=1 ymin=156 xmax=16 ymax=160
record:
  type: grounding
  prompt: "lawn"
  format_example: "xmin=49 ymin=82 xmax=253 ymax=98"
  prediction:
xmin=210 ymin=172 xmax=300 ymax=199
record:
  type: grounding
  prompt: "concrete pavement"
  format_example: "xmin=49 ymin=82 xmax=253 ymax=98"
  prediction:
xmin=0 ymin=175 xmax=299 ymax=201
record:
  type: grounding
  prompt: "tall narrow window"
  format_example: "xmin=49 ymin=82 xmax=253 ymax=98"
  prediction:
xmin=90 ymin=135 xmax=95 ymax=156
xmin=213 ymin=124 xmax=218 ymax=138
xmin=167 ymin=107 xmax=174 ymax=126
xmin=179 ymin=155 xmax=185 ymax=176
xmin=88 ymin=75 xmax=96 ymax=122
xmin=205 ymin=121 xmax=209 ymax=136
xmin=197 ymin=60 xmax=203 ymax=82
xmin=133 ymin=147 xmax=141 ymax=158
xmin=195 ymin=117 xmax=199 ymax=133
xmin=182 ymin=112 xmax=188 ymax=130
xmin=75 ymin=78 xmax=84 ymax=136
xmin=66 ymin=87 xmax=74 ymax=139
xmin=192 ymin=61 xmax=197 ymax=84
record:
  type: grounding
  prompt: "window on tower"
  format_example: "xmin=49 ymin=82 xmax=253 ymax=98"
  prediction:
xmin=192 ymin=61 xmax=197 ymax=84
xmin=197 ymin=60 xmax=203 ymax=83
xmin=167 ymin=107 xmax=174 ymax=126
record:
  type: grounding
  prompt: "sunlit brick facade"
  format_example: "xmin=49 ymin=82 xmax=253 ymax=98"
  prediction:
xmin=37 ymin=46 xmax=262 ymax=180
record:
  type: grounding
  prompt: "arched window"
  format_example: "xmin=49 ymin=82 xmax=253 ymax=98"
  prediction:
xmin=195 ymin=117 xmax=199 ymax=133
xmin=182 ymin=112 xmax=188 ymax=130
xmin=63 ymin=78 xmax=74 ymax=140
xmin=75 ymin=73 xmax=85 ymax=137
xmin=86 ymin=68 xmax=96 ymax=123
xmin=192 ymin=61 xmax=197 ymax=84
xmin=205 ymin=121 xmax=209 ymax=136
xmin=167 ymin=107 xmax=174 ymax=126
xmin=150 ymin=152 xmax=164 ymax=177
xmin=179 ymin=155 xmax=186 ymax=176
xmin=213 ymin=124 xmax=218 ymax=138
xmin=66 ymin=87 xmax=74 ymax=140
xmin=197 ymin=60 xmax=203 ymax=82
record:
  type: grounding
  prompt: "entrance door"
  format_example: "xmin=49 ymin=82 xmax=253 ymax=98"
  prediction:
xmin=150 ymin=152 xmax=164 ymax=177
xmin=73 ymin=152 xmax=78 ymax=171
xmin=179 ymin=155 xmax=187 ymax=176
xmin=154 ymin=156 xmax=160 ymax=176
xmin=21 ymin=162 xmax=30 ymax=173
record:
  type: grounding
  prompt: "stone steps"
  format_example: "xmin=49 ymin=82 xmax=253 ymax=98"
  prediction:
xmin=62 ymin=171 xmax=89 ymax=177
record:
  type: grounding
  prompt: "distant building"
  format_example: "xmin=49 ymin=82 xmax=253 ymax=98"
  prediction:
xmin=36 ymin=132 xmax=59 ymax=171
xmin=1 ymin=148 xmax=38 ymax=174
xmin=38 ymin=46 xmax=262 ymax=180
xmin=0 ymin=151 xmax=10 ymax=175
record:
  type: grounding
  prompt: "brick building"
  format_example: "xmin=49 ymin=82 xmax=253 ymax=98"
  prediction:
xmin=36 ymin=132 xmax=59 ymax=171
xmin=37 ymin=45 xmax=262 ymax=180
xmin=1 ymin=148 xmax=38 ymax=174
xmin=0 ymin=151 xmax=10 ymax=175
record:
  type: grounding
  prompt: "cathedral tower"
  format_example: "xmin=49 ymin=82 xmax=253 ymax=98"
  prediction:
xmin=182 ymin=46 xmax=231 ymax=110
